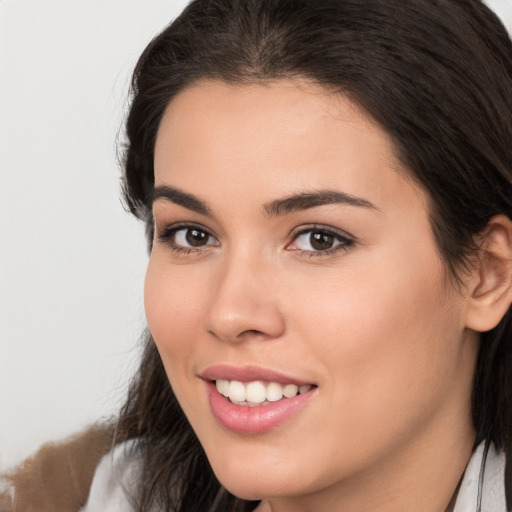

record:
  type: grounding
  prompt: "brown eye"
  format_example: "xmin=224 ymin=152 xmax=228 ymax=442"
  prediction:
xmin=310 ymin=231 xmax=334 ymax=251
xmin=185 ymin=228 xmax=209 ymax=247
xmin=288 ymin=227 xmax=353 ymax=254
xmin=167 ymin=226 xmax=219 ymax=249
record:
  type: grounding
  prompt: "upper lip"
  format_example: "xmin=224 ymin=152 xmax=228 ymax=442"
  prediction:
xmin=200 ymin=364 xmax=315 ymax=386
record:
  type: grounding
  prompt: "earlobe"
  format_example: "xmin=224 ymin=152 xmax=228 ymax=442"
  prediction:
xmin=465 ymin=215 xmax=512 ymax=332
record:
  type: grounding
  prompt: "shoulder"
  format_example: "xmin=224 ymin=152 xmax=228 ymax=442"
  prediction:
xmin=0 ymin=424 xmax=113 ymax=512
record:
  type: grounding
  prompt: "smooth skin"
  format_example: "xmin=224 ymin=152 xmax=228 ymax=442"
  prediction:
xmin=145 ymin=79 xmax=512 ymax=512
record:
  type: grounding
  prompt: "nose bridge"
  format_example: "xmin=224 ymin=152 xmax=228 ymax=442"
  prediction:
xmin=205 ymin=246 xmax=285 ymax=342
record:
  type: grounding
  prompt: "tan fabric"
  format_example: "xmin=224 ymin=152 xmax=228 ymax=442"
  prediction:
xmin=0 ymin=424 xmax=113 ymax=512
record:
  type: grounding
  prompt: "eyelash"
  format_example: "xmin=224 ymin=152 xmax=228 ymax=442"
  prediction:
xmin=157 ymin=223 xmax=218 ymax=255
xmin=287 ymin=224 xmax=355 ymax=258
xmin=156 ymin=223 xmax=355 ymax=257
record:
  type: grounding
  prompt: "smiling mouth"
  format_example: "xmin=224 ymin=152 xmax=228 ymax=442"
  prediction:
xmin=214 ymin=379 xmax=315 ymax=407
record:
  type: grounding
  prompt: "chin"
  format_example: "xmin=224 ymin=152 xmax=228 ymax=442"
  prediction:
xmin=208 ymin=455 xmax=317 ymax=502
xmin=217 ymin=477 xmax=288 ymax=502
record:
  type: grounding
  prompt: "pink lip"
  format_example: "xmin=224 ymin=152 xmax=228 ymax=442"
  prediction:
xmin=201 ymin=365 xmax=317 ymax=435
xmin=201 ymin=364 xmax=313 ymax=386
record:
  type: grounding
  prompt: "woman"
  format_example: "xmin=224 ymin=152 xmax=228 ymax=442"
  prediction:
xmin=2 ymin=0 xmax=512 ymax=511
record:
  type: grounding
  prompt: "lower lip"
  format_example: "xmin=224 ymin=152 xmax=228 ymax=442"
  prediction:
xmin=206 ymin=382 xmax=316 ymax=435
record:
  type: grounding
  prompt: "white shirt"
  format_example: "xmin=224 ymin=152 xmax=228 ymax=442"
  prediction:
xmin=453 ymin=442 xmax=507 ymax=512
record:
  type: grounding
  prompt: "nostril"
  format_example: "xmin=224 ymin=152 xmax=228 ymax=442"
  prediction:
xmin=207 ymin=328 xmax=269 ymax=342
xmin=240 ymin=329 xmax=264 ymax=337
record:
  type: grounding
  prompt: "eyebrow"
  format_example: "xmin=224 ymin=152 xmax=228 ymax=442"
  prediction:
xmin=152 ymin=185 xmax=377 ymax=217
xmin=263 ymin=190 xmax=378 ymax=216
xmin=152 ymin=185 xmax=212 ymax=216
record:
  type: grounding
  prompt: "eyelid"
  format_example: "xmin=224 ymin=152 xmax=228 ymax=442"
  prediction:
xmin=155 ymin=221 xmax=354 ymax=257
xmin=288 ymin=223 xmax=354 ymax=241
xmin=156 ymin=222 xmax=220 ymax=249
xmin=286 ymin=224 xmax=356 ymax=254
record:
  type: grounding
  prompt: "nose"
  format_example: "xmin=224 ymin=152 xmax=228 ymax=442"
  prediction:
xmin=205 ymin=253 xmax=285 ymax=343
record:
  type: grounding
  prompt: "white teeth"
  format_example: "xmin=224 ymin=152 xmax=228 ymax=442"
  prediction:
xmin=266 ymin=382 xmax=283 ymax=402
xmin=215 ymin=379 xmax=313 ymax=405
xmin=283 ymin=384 xmax=299 ymax=398
xmin=246 ymin=381 xmax=267 ymax=403
xmin=228 ymin=380 xmax=246 ymax=402
xmin=216 ymin=379 xmax=229 ymax=397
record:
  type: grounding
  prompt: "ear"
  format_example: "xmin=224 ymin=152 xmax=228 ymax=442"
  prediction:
xmin=465 ymin=215 xmax=512 ymax=332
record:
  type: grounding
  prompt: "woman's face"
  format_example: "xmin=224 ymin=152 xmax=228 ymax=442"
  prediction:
xmin=146 ymin=80 xmax=478 ymax=508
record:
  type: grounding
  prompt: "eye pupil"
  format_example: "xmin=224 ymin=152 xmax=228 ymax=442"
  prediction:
xmin=310 ymin=232 xmax=334 ymax=251
xmin=186 ymin=228 xmax=208 ymax=247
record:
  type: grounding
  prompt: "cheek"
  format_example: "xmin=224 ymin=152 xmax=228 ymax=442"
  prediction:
xmin=292 ymin=248 xmax=448 ymax=350
xmin=289 ymin=242 xmax=464 ymax=431
xmin=144 ymin=257 xmax=203 ymax=369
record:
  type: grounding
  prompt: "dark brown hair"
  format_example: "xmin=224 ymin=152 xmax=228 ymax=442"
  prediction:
xmin=115 ymin=1 xmax=512 ymax=510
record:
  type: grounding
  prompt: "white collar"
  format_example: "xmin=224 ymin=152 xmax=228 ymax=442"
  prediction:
xmin=80 ymin=440 xmax=139 ymax=512
xmin=453 ymin=442 xmax=507 ymax=512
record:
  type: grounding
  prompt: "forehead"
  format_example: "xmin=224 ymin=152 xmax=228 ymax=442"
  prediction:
xmin=155 ymin=79 xmax=380 ymax=168
xmin=153 ymin=79 xmax=426 ymax=213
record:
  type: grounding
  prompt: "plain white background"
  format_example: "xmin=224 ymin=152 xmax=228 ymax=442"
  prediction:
xmin=0 ymin=0 xmax=190 ymax=470
xmin=1 ymin=0 xmax=511 ymax=472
